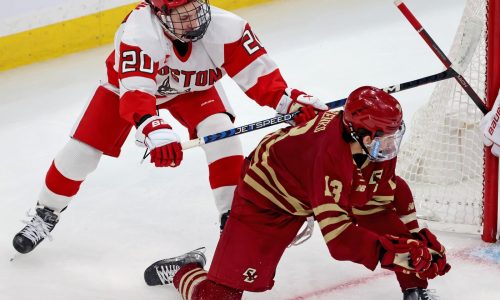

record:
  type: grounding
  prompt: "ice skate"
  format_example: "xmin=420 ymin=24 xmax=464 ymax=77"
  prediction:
xmin=144 ymin=247 xmax=206 ymax=286
xmin=12 ymin=206 xmax=59 ymax=254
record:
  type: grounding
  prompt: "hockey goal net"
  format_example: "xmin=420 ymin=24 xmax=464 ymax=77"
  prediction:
xmin=396 ymin=0 xmax=500 ymax=242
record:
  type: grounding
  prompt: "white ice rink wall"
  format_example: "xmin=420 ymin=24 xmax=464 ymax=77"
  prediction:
xmin=0 ymin=0 xmax=273 ymax=71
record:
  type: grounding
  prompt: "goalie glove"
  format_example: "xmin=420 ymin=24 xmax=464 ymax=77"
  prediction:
xmin=379 ymin=234 xmax=432 ymax=274
xmin=275 ymin=88 xmax=328 ymax=125
xmin=135 ymin=116 xmax=183 ymax=167
xmin=480 ymin=91 xmax=500 ymax=156
xmin=413 ymin=228 xmax=451 ymax=279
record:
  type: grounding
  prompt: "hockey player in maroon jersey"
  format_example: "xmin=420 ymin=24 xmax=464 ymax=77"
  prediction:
xmin=12 ymin=0 xmax=327 ymax=254
xmin=143 ymin=86 xmax=450 ymax=300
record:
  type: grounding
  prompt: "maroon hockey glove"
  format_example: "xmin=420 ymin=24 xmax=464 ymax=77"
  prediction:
xmin=379 ymin=234 xmax=432 ymax=274
xmin=275 ymin=88 xmax=328 ymax=124
xmin=135 ymin=116 xmax=183 ymax=167
xmin=414 ymin=228 xmax=451 ymax=279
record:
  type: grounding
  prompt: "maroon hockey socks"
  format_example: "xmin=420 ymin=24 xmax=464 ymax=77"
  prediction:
xmin=173 ymin=264 xmax=243 ymax=300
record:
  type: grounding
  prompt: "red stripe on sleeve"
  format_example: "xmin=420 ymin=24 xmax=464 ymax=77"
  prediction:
xmin=119 ymin=90 xmax=157 ymax=124
xmin=245 ymin=68 xmax=287 ymax=108
xmin=223 ymin=24 xmax=267 ymax=77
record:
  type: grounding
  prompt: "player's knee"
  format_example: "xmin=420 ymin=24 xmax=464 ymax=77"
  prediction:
xmin=197 ymin=114 xmax=243 ymax=163
xmin=197 ymin=113 xmax=236 ymax=136
xmin=54 ymin=138 xmax=102 ymax=180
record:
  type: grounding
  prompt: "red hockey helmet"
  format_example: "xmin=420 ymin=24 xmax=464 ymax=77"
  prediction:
xmin=148 ymin=0 xmax=190 ymax=12
xmin=343 ymin=86 xmax=405 ymax=161
xmin=146 ymin=0 xmax=211 ymax=42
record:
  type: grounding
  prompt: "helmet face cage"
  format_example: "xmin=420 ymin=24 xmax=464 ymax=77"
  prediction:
xmin=156 ymin=0 xmax=211 ymax=42
xmin=343 ymin=86 xmax=404 ymax=161
xmin=364 ymin=121 xmax=406 ymax=162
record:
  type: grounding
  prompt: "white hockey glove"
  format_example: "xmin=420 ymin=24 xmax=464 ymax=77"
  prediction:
xmin=480 ymin=92 xmax=500 ymax=157
xmin=275 ymin=88 xmax=328 ymax=125
xmin=135 ymin=116 xmax=183 ymax=167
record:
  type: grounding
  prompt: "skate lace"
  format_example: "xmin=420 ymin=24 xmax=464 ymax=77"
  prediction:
xmin=155 ymin=264 xmax=180 ymax=284
xmin=20 ymin=210 xmax=55 ymax=243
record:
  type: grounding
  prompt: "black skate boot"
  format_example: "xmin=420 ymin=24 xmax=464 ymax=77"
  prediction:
xmin=12 ymin=206 xmax=59 ymax=254
xmin=144 ymin=247 xmax=206 ymax=286
xmin=403 ymin=288 xmax=438 ymax=300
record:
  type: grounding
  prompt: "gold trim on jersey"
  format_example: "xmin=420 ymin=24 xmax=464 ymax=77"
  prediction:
xmin=246 ymin=121 xmax=317 ymax=215
xmin=314 ymin=111 xmax=339 ymax=133
xmin=243 ymin=175 xmax=300 ymax=214
xmin=388 ymin=178 xmax=397 ymax=190
xmin=318 ymin=215 xmax=351 ymax=230
xmin=187 ymin=274 xmax=208 ymax=300
xmin=323 ymin=223 xmax=352 ymax=243
xmin=314 ymin=205 xmax=352 ymax=243
xmin=399 ymin=212 xmax=417 ymax=225
xmin=313 ymin=203 xmax=349 ymax=216
xmin=180 ymin=268 xmax=207 ymax=300
xmin=351 ymin=206 xmax=386 ymax=216
xmin=364 ymin=195 xmax=394 ymax=206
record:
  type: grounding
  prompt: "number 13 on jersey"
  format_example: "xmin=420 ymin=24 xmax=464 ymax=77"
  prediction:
xmin=324 ymin=176 xmax=343 ymax=203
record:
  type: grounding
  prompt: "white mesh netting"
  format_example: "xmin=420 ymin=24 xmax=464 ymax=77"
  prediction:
xmin=396 ymin=0 xmax=487 ymax=233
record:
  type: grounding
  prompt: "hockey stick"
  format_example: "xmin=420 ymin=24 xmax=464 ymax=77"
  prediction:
xmin=181 ymin=69 xmax=456 ymax=150
xmin=394 ymin=0 xmax=489 ymax=114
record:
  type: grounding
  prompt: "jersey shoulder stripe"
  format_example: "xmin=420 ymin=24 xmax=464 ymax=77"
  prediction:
xmin=117 ymin=5 xmax=168 ymax=63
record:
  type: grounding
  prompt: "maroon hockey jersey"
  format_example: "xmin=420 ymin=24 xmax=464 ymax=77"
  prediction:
xmin=239 ymin=111 xmax=388 ymax=270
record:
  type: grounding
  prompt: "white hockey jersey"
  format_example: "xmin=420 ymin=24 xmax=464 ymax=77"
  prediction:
xmin=105 ymin=2 xmax=288 ymax=124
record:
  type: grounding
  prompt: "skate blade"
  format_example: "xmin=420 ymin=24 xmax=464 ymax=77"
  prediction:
xmin=10 ymin=252 xmax=22 ymax=262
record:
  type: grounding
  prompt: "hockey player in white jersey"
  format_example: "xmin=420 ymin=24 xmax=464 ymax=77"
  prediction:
xmin=12 ymin=0 xmax=327 ymax=254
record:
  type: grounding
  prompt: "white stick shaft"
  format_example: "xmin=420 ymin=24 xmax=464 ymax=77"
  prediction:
xmin=181 ymin=138 xmax=205 ymax=150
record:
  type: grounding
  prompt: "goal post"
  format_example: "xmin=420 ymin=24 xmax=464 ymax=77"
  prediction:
xmin=397 ymin=0 xmax=500 ymax=242
xmin=483 ymin=0 xmax=500 ymax=242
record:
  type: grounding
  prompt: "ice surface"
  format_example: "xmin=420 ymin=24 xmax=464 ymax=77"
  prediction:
xmin=1 ymin=0 xmax=499 ymax=299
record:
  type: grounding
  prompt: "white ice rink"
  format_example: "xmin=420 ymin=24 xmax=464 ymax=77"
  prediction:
xmin=1 ymin=0 xmax=500 ymax=299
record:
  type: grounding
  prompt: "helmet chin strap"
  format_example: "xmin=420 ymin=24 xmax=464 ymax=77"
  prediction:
xmin=356 ymin=137 xmax=377 ymax=161
xmin=348 ymin=123 xmax=377 ymax=161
